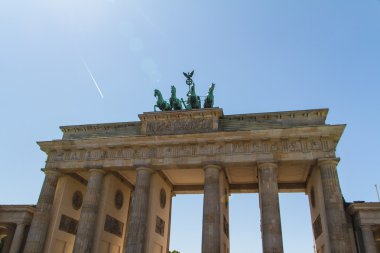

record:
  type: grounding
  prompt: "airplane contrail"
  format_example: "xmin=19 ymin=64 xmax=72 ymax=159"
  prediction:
xmin=82 ymin=59 xmax=104 ymax=99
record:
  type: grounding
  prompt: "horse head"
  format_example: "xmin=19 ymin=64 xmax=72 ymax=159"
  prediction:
xmin=154 ymin=89 xmax=160 ymax=97
xmin=171 ymin=85 xmax=176 ymax=96
xmin=209 ymin=83 xmax=215 ymax=93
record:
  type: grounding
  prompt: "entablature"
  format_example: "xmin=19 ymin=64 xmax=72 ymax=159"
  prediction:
xmin=39 ymin=124 xmax=344 ymax=172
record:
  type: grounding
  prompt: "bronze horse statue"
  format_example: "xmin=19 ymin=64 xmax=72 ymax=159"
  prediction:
xmin=154 ymin=89 xmax=171 ymax=111
xmin=169 ymin=86 xmax=182 ymax=110
xmin=203 ymin=83 xmax=215 ymax=108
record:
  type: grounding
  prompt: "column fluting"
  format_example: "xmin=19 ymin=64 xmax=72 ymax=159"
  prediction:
xmin=73 ymin=169 xmax=105 ymax=253
xmin=9 ymin=223 xmax=26 ymax=253
xmin=24 ymin=169 xmax=61 ymax=253
xmin=318 ymin=158 xmax=352 ymax=253
xmin=201 ymin=164 xmax=221 ymax=253
xmin=125 ymin=167 xmax=154 ymax=253
xmin=258 ymin=162 xmax=283 ymax=253
xmin=361 ymin=225 xmax=377 ymax=253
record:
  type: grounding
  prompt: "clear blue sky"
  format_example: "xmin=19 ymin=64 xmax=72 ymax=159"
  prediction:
xmin=1 ymin=1 xmax=379 ymax=252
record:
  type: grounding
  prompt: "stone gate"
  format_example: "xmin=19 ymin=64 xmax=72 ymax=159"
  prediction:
xmin=8 ymin=108 xmax=379 ymax=253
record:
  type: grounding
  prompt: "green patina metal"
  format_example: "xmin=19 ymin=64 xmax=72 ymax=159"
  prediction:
xmin=154 ymin=71 xmax=216 ymax=111
xmin=154 ymin=89 xmax=171 ymax=112
xmin=169 ymin=85 xmax=182 ymax=110
xmin=203 ymin=83 xmax=215 ymax=108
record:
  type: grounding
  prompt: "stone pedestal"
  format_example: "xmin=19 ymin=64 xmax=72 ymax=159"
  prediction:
xmin=318 ymin=158 xmax=352 ymax=253
xmin=258 ymin=162 xmax=283 ymax=253
xmin=361 ymin=225 xmax=376 ymax=253
xmin=73 ymin=169 xmax=105 ymax=253
xmin=125 ymin=167 xmax=154 ymax=253
xmin=201 ymin=165 xmax=221 ymax=253
xmin=9 ymin=223 xmax=26 ymax=253
xmin=24 ymin=169 xmax=61 ymax=253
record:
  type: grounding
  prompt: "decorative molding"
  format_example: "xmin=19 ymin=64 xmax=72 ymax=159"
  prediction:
xmin=145 ymin=118 xmax=214 ymax=135
xmin=155 ymin=216 xmax=165 ymax=236
xmin=104 ymin=215 xmax=124 ymax=237
xmin=222 ymin=108 xmax=328 ymax=124
xmin=46 ymin=137 xmax=335 ymax=163
xmin=139 ymin=108 xmax=222 ymax=135
xmin=60 ymin=122 xmax=140 ymax=134
xmin=58 ymin=108 xmax=329 ymax=138
xmin=59 ymin=214 xmax=79 ymax=235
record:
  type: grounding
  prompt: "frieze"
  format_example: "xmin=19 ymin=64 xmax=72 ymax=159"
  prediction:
xmin=145 ymin=118 xmax=214 ymax=135
xmin=47 ymin=138 xmax=335 ymax=163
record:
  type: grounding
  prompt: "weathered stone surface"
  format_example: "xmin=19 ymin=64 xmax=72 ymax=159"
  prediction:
xmin=73 ymin=169 xmax=105 ymax=253
xmin=361 ymin=225 xmax=377 ymax=253
xmin=59 ymin=108 xmax=329 ymax=139
xmin=318 ymin=158 xmax=352 ymax=253
xmin=9 ymin=223 xmax=26 ymax=253
xmin=258 ymin=162 xmax=283 ymax=253
xmin=201 ymin=165 xmax=221 ymax=253
xmin=125 ymin=167 xmax=153 ymax=253
xmin=347 ymin=202 xmax=380 ymax=253
xmin=9 ymin=108 xmax=377 ymax=253
xmin=139 ymin=108 xmax=222 ymax=135
xmin=24 ymin=170 xmax=60 ymax=253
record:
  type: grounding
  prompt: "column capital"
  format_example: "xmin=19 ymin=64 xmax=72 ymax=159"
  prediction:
xmin=202 ymin=163 xmax=222 ymax=171
xmin=43 ymin=168 xmax=62 ymax=177
xmin=257 ymin=160 xmax=277 ymax=170
xmin=318 ymin=158 xmax=340 ymax=167
xmin=136 ymin=166 xmax=154 ymax=174
xmin=360 ymin=224 xmax=373 ymax=230
xmin=88 ymin=168 xmax=106 ymax=174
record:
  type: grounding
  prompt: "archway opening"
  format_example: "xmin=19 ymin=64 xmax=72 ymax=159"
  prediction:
xmin=169 ymin=194 xmax=203 ymax=253
xmin=168 ymin=192 xmax=314 ymax=253
xmin=229 ymin=193 xmax=262 ymax=253
xmin=279 ymin=193 xmax=314 ymax=252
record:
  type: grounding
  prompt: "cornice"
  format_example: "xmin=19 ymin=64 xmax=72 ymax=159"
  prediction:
xmin=347 ymin=202 xmax=380 ymax=214
xmin=60 ymin=122 xmax=140 ymax=134
xmin=0 ymin=205 xmax=36 ymax=214
xmin=57 ymin=108 xmax=331 ymax=140
xmin=222 ymin=108 xmax=328 ymax=122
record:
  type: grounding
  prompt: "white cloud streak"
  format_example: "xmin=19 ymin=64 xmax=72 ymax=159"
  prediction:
xmin=82 ymin=59 xmax=104 ymax=98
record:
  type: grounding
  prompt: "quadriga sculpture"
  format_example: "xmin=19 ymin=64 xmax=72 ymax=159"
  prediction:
xmin=153 ymin=71 xmax=216 ymax=111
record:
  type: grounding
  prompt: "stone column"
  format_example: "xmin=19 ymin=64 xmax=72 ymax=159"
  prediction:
xmin=73 ymin=169 xmax=105 ymax=253
xmin=258 ymin=161 xmax=283 ymax=253
xmin=125 ymin=167 xmax=154 ymax=253
xmin=9 ymin=223 xmax=26 ymax=253
xmin=24 ymin=169 xmax=61 ymax=253
xmin=1 ymin=227 xmax=14 ymax=253
xmin=166 ymin=192 xmax=174 ymax=253
xmin=361 ymin=225 xmax=377 ymax=253
xmin=201 ymin=164 xmax=221 ymax=253
xmin=318 ymin=158 xmax=352 ymax=253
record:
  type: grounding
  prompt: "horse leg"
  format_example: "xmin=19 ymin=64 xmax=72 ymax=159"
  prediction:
xmin=181 ymin=98 xmax=190 ymax=110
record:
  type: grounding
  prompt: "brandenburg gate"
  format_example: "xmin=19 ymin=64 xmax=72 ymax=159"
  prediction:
xmin=21 ymin=107 xmax=358 ymax=253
